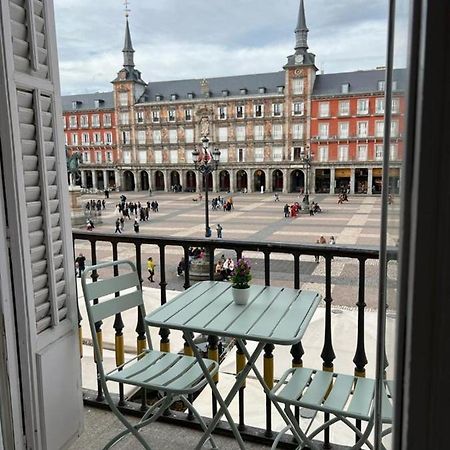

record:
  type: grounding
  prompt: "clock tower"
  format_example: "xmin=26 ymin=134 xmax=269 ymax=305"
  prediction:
xmin=283 ymin=0 xmax=317 ymax=181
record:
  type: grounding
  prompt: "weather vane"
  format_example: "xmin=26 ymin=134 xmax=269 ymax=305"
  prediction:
xmin=124 ymin=0 xmax=130 ymax=18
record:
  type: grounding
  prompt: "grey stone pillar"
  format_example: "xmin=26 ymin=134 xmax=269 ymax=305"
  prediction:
xmin=282 ymin=169 xmax=288 ymax=194
xmin=114 ymin=170 xmax=121 ymax=191
xmin=147 ymin=170 xmax=153 ymax=192
xmin=81 ymin=170 xmax=87 ymax=188
xmin=247 ymin=169 xmax=253 ymax=193
xmin=367 ymin=168 xmax=373 ymax=195
xmin=134 ymin=170 xmax=141 ymax=191
xmin=92 ymin=170 xmax=97 ymax=189
xmin=102 ymin=170 xmax=108 ymax=190
xmin=310 ymin=168 xmax=316 ymax=195
xmin=350 ymin=168 xmax=355 ymax=194
xmin=330 ymin=168 xmax=336 ymax=194
xmin=163 ymin=170 xmax=169 ymax=192
xmin=229 ymin=169 xmax=235 ymax=193
xmin=267 ymin=169 xmax=273 ymax=192
xmin=212 ymin=170 xmax=218 ymax=192
xmin=196 ymin=171 xmax=203 ymax=192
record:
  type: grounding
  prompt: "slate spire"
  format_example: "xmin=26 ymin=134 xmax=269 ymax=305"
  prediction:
xmin=295 ymin=0 xmax=309 ymax=53
xmin=123 ymin=18 xmax=135 ymax=67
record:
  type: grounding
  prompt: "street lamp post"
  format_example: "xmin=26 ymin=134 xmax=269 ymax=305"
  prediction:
xmin=300 ymin=147 xmax=314 ymax=210
xmin=192 ymin=136 xmax=220 ymax=238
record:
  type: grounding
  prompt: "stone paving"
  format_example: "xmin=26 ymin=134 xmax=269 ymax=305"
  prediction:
xmin=74 ymin=191 xmax=399 ymax=309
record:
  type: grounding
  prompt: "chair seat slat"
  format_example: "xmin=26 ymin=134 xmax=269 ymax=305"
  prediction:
xmin=277 ymin=368 xmax=314 ymax=403
xmin=300 ymin=370 xmax=334 ymax=406
xmin=167 ymin=360 xmax=217 ymax=390
xmin=322 ymin=373 xmax=354 ymax=412
xmin=346 ymin=377 xmax=375 ymax=420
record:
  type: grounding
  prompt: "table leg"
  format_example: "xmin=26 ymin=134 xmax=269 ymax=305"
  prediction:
xmin=185 ymin=333 xmax=265 ymax=450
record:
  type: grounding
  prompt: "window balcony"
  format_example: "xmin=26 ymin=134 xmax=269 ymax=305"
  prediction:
xmin=72 ymin=230 xmax=396 ymax=450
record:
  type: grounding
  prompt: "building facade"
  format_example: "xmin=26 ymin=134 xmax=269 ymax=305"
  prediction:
xmin=64 ymin=0 xmax=404 ymax=195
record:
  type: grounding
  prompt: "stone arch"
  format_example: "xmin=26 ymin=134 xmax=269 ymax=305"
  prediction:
xmin=236 ymin=170 xmax=248 ymax=192
xmin=185 ymin=170 xmax=196 ymax=192
xmin=219 ymin=170 xmax=230 ymax=192
xmin=253 ymin=169 xmax=266 ymax=192
xmin=290 ymin=169 xmax=305 ymax=193
xmin=154 ymin=170 xmax=165 ymax=191
xmin=140 ymin=171 xmax=149 ymax=191
xmin=123 ymin=170 xmax=135 ymax=191
xmin=170 ymin=170 xmax=181 ymax=190
xmin=272 ymin=169 xmax=283 ymax=192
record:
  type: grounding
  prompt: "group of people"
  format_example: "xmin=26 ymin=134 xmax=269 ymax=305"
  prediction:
xmin=85 ymin=199 xmax=105 ymax=212
xmin=314 ymin=235 xmax=336 ymax=262
xmin=215 ymin=256 xmax=234 ymax=280
xmin=337 ymin=192 xmax=349 ymax=204
xmin=284 ymin=202 xmax=302 ymax=218
xmin=113 ymin=195 xmax=160 ymax=234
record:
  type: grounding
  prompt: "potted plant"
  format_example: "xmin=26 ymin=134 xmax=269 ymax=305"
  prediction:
xmin=230 ymin=258 xmax=252 ymax=305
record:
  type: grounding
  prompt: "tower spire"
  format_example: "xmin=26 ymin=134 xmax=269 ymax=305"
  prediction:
xmin=295 ymin=0 xmax=309 ymax=53
xmin=123 ymin=0 xmax=135 ymax=67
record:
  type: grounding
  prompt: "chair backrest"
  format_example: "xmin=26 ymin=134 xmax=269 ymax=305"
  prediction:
xmin=81 ymin=260 xmax=152 ymax=374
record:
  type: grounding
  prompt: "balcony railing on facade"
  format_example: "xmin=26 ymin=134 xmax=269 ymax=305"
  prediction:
xmin=73 ymin=230 xmax=396 ymax=449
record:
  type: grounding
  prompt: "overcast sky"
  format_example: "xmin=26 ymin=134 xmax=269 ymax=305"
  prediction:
xmin=54 ymin=0 xmax=391 ymax=95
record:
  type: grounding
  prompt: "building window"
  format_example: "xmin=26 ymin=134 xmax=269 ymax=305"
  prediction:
xmin=62 ymin=117 xmax=67 ymax=129
xmin=118 ymin=92 xmax=128 ymax=107
xmin=338 ymin=122 xmax=349 ymax=138
xmin=219 ymin=148 xmax=228 ymax=163
xmin=357 ymin=121 xmax=368 ymax=138
xmin=272 ymin=103 xmax=283 ymax=117
xmin=185 ymin=149 xmax=194 ymax=163
xmin=82 ymin=133 xmax=89 ymax=145
xmin=378 ymin=80 xmax=385 ymax=91
xmin=236 ymin=126 xmax=246 ymax=141
xmin=236 ymin=105 xmax=245 ymax=118
xmin=139 ymin=150 xmax=147 ymax=163
xmin=187 ymin=92 xmax=194 ymax=100
xmin=93 ymin=132 xmax=101 ymax=144
xmin=137 ymin=130 xmax=146 ymax=145
xmin=338 ymin=145 xmax=349 ymax=161
xmin=293 ymin=102 xmax=304 ymax=116
xmin=390 ymin=144 xmax=398 ymax=160
xmin=357 ymin=144 xmax=368 ymax=161
xmin=103 ymin=113 xmax=112 ymax=127
xmin=319 ymin=123 xmax=329 ymax=139
xmin=185 ymin=128 xmax=194 ymax=143
xmin=319 ymin=102 xmax=330 ymax=117
xmin=375 ymin=120 xmax=384 ymax=137
xmin=258 ymin=87 xmax=266 ymax=94
xmin=318 ymin=146 xmax=328 ymax=162
xmin=92 ymin=114 xmax=100 ymax=128
xmin=152 ymin=110 xmax=160 ymax=123
xmin=96 ymin=152 xmax=102 ymax=163
xmin=105 ymin=132 xmax=112 ymax=144
xmin=254 ymin=125 xmax=264 ymax=141
xmin=69 ymin=115 xmax=77 ymax=128
xmin=240 ymin=88 xmax=247 ymax=95
xmin=64 ymin=133 xmax=68 ymax=145
xmin=218 ymin=106 xmax=227 ymax=120
xmin=72 ymin=101 xmax=79 ymax=110
xmin=391 ymin=120 xmax=399 ymax=137
xmin=292 ymin=78 xmax=304 ymax=95
xmin=83 ymin=151 xmax=89 ymax=163
xmin=277 ymin=85 xmax=284 ymax=93
xmin=154 ymin=150 xmax=162 ymax=164
xmin=272 ymin=124 xmax=283 ymax=140
xmin=121 ymin=131 xmax=130 ymax=144
xmin=254 ymin=104 xmax=264 ymax=117
xmin=168 ymin=109 xmax=176 ymax=122
xmin=376 ymin=98 xmax=385 ymax=114
xmin=254 ymin=147 xmax=264 ymax=162
xmin=375 ymin=144 xmax=383 ymax=160
xmin=218 ymin=127 xmax=228 ymax=142
xmin=80 ymin=115 xmax=88 ymax=128
xmin=339 ymin=100 xmax=350 ymax=116
xmin=106 ymin=151 xmax=112 ymax=162
xmin=341 ymin=83 xmax=350 ymax=93
xmin=392 ymin=98 xmax=400 ymax=113
xmin=357 ymin=99 xmax=369 ymax=115
xmin=123 ymin=151 xmax=131 ymax=164
xmin=169 ymin=150 xmax=178 ymax=163
xmin=94 ymin=99 xmax=103 ymax=109
xmin=171 ymin=94 xmax=177 ymax=101
xmin=292 ymin=123 xmax=304 ymax=140
xmin=222 ymin=90 xmax=229 ymax=97
xmin=237 ymin=148 xmax=245 ymax=162
xmin=153 ymin=130 xmax=161 ymax=144
xmin=136 ymin=111 xmax=144 ymax=123
xmin=272 ymin=146 xmax=283 ymax=162
xmin=72 ymin=133 xmax=78 ymax=145
xmin=185 ymin=109 xmax=192 ymax=121
xmin=169 ymin=129 xmax=178 ymax=144
xmin=119 ymin=112 xmax=129 ymax=125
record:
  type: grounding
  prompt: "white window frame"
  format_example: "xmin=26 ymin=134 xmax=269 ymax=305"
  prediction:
xmin=272 ymin=146 xmax=283 ymax=162
xmin=69 ymin=115 xmax=77 ymax=128
xmin=293 ymin=102 xmax=304 ymax=116
xmin=357 ymin=98 xmax=369 ymax=115
xmin=219 ymin=148 xmax=228 ymax=163
xmin=375 ymin=144 xmax=383 ymax=160
xmin=152 ymin=110 xmax=160 ymax=123
xmin=319 ymin=102 xmax=330 ymax=118
xmin=390 ymin=144 xmax=398 ymax=160
xmin=357 ymin=121 xmax=368 ymax=138
xmin=136 ymin=111 xmax=144 ymax=124
xmin=92 ymin=114 xmax=100 ymax=128
xmin=236 ymin=105 xmax=245 ymax=118
xmin=375 ymin=120 xmax=384 ymax=137
xmin=169 ymin=129 xmax=178 ymax=144
xmin=105 ymin=132 xmax=112 ymax=145
xmin=391 ymin=120 xmax=399 ymax=137
xmin=80 ymin=115 xmax=88 ymax=128
xmin=236 ymin=126 xmax=246 ymax=141
xmin=254 ymin=104 xmax=264 ymax=118
xmin=339 ymin=100 xmax=350 ymax=116
xmin=119 ymin=112 xmax=129 ymax=125
xmin=218 ymin=127 xmax=228 ymax=142
xmin=106 ymin=151 xmax=113 ymax=162
xmin=168 ymin=109 xmax=176 ymax=122
xmin=319 ymin=123 xmax=329 ymax=139
xmin=272 ymin=124 xmax=283 ymax=140
xmin=139 ymin=150 xmax=147 ymax=164
xmin=83 ymin=151 xmax=90 ymax=162
xmin=318 ymin=146 xmax=329 ymax=162
xmin=154 ymin=150 xmax=163 ymax=164
xmin=72 ymin=133 xmax=78 ymax=145
xmin=123 ymin=150 xmax=131 ymax=164
xmin=272 ymin=103 xmax=283 ymax=117
xmin=338 ymin=122 xmax=349 ymax=139
xmin=137 ymin=130 xmax=146 ymax=145
xmin=121 ymin=130 xmax=130 ymax=145
xmin=254 ymin=125 xmax=264 ymax=141
xmin=254 ymin=147 xmax=264 ymax=162
xmin=218 ymin=106 xmax=227 ymax=120
xmin=292 ymin=78 xmax=304 ymax=95
xmin=338 ymin=145 xmax=349 ymax=162
xmin=292 ymin=123 xmax=304 ymax=140
xmin=392 ymin=98 xmax=400 ymax=114
xmin=185 ymin=109 xmax=192 ymax=121
xmin=237 ymin=148 xmax=246 ymax=162
xmin=95 ymin=151 xmax=102 ymax=163
xmin=153 ymin=129 xmax=162 ymax=144
xmin=82 ymin=133 xmax=89 ymax=145
xmin=103 ymin=113 xmax=112 ymax=127
xmin=185 ymin=128 xmax=194 ymax=143
xmin=169 ymin=149 xmax=178 ymax=163
xmin=357 ymin=144 xmax=368 ymax=161
xmin=119 ymin=92 xmax=128 ymax=106
xmin=93 ymin=132 xmax=101 ymax=144
xmin=376 ymin=98 xmax=385 ymax=114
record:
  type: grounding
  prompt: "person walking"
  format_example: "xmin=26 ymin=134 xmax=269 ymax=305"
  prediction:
xmin=216 ymin=223 xmax=223 ymax=238
xmin=120 ymin=216 xmax=124 ymax=231
xmin=314 ymin=239 xmax=320 ymax=263
xmin=284 ymin=203 xmax=290 ymax=218
xmin=133 ymin=219 xmax=140 ymax=233
xmin=75 ymin=253 xmax=86 ymax=278
xmin=114 ymin=218 xmax=121 ymax=234
xmin=147 ymin=257 xmax=155 ymax=282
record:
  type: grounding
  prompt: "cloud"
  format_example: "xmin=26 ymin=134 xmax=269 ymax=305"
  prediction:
xmin=54 ymin=0 xmax=390 ymax=95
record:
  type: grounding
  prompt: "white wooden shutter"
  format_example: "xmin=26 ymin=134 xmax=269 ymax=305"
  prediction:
xmin=0 ymin=1 xmax=82 ymax=449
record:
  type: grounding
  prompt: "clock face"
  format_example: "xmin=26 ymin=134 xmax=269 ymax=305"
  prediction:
xmin=295 ymin=54 xmax=304 ymax=64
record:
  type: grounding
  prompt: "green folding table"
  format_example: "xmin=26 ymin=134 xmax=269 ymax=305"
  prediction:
xmin=145 ymin=281 xmax=321 ymax=449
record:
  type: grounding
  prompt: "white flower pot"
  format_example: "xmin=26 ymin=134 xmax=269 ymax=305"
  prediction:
xmin=232 ymin=286 xmax=250 ymax=305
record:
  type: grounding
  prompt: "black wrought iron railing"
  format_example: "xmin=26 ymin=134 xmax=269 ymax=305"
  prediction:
xmin=73 ymin=230 xmax=395 ymax=449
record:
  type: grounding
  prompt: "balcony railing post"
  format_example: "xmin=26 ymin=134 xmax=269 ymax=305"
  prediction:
xmin=264 ymin=251 xmax=270 ymax=286
xmin=353 ymin=258 xmax=368 ymax=377
xmin=183 ymin=246 xmax=191 ymax=290
xmin=158 ymin=244 xmax=170 ymax=352
xmin=77 ymin=303 xmax=83 ymax=358
xmin=208 ymin=334 xmax=219 ymax=416
xmin=236 ymin=340 xmax=247 ymax=431
xmin=264 ymin=343 xmax=275 ymax=437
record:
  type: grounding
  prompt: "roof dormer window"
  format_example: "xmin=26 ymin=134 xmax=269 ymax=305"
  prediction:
xmin=72 ymin=101 xmax=81 ymax=110
xmin=341 ymin=83 xmax=350 ymax=94
xmin=277 ymin=85 xmax=285 ymax=94
xmin=155 ymin=94 xmax=162 ymax=101
xmin=240 ymin=88 xmax=247 ymax=95
xmin=94 ymin=99 xmax=104 ymax=109
xmin=187 ymin=92 xmax=195 ymax=99
xmin=171 ymin=94 xmax=178 ymax=101
xmin=258 ymin=87 xmax=266 ymax=94
xmin=222 ymin=90 xmax=229 ymax=97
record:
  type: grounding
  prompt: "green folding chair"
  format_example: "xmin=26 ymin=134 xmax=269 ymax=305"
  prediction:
xmin=81 ymin=260 xmax=219 ymax=450
xmin=269 ymin=368 xmax=393 ymax=450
